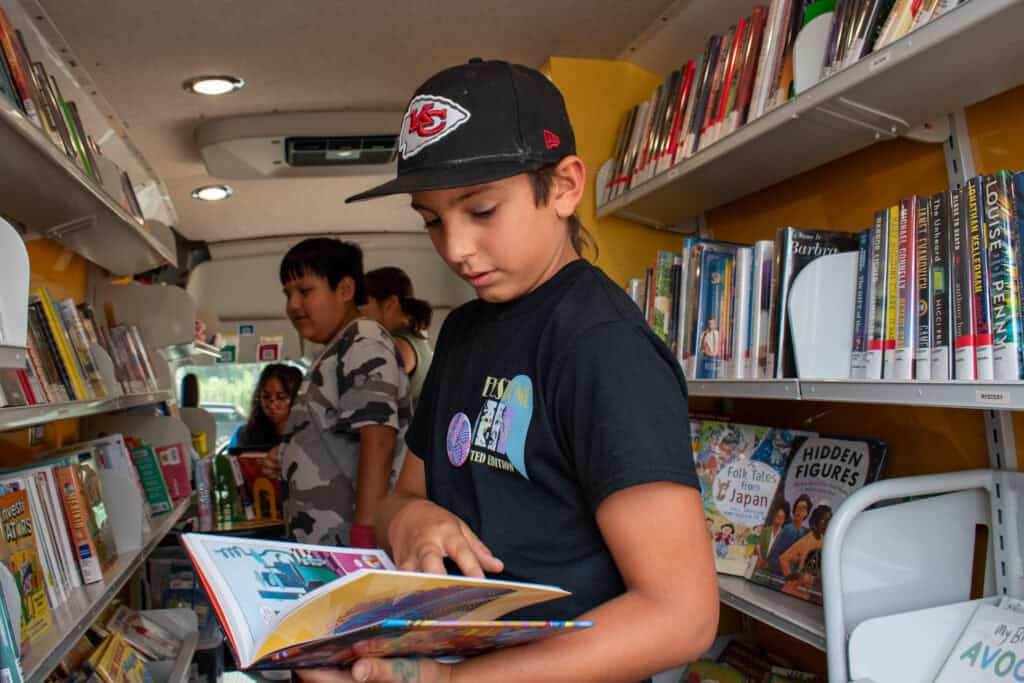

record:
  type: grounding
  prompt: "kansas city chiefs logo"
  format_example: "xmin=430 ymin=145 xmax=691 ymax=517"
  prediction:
xmin=399 ymin=95 xmax=471 ymax=160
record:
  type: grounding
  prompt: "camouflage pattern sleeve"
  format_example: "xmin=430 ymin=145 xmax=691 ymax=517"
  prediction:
xmin=332 ymin=328 xmax=410 ymax=434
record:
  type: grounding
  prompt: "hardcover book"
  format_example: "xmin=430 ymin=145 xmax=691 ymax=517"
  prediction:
xmin=748 ymin=434 xmax=887 ymax=604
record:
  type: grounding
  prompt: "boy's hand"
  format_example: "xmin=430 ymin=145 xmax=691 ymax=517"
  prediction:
xmin=298 ymin=659 xmax=451 ymax=683
xmin=389 ymin=498 xmax=503 ymax=577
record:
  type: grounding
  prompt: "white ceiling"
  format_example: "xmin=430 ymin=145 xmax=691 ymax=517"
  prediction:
xmin=36 ymin=0 xmax=678 ymax=243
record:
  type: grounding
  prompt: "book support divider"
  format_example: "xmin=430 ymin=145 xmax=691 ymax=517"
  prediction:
xmin=0 ymin=217 xmax=30 ymax=367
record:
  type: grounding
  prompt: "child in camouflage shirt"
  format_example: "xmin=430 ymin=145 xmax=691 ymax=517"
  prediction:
xmin=278 ymin=238 xmax=410 ymax=548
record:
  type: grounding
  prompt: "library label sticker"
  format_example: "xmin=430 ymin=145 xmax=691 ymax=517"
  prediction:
xmin=258 ymin=343 xmax=281 ymax=362
xmin=869 ymin=52 xmax=891 ymax=71
xmin=239 ymin=324 xmax=255 ymax=336
xmin=977 ymin=390 xmax=1010 ymax=406
xmin=218 ymin=345 xmax=236 ymax=364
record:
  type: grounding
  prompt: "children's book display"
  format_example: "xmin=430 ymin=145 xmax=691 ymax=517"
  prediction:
xmin=692 ymin=416 xmax=887 ymax=605
xmin=181 ymin=534 xmax=591 ymax=669
xmin=628 ymin=169 xmax=1024 ymax=382
xmin=0 ymin=287 xmax=159 ymax=407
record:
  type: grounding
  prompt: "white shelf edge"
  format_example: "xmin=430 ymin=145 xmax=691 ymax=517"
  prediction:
xmin=0 ymin=345 xmax=26 ymax=370
xmin=688 ymin=379 xmax=801 ymax=400
xmin=163 ymin=630 xmax=200 ymax=683
xmin=159 ymin=341 xmax=220 ymax=365
xmin=717 ymin=574 xmax=826 ymax=651
xmin=596 ymin=0 xmax=1024 ymax=226
xmin=0 ymin=93 xmax=176 ymax=271
xmin=23 ymin=498 xmax=190 ymax=683
xmin=0 ymin=390 xmax=173 ymax=432
xmin=800 ymin=380 xmax=1024 ymax=410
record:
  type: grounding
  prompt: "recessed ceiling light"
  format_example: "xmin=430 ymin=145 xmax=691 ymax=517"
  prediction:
xmin=192 ymin=185 xmax=233 ymax=201
xmin=183 ymin=75 xmax=244 ymax=96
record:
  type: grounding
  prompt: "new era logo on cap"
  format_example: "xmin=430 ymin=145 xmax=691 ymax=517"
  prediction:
xmin=400 ymin=94 xmax=471 ymax=160
xmin=543 ymin=130 xmax=560 ymax=150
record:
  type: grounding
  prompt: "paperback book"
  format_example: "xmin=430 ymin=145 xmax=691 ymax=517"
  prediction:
xmin=182 ymin=534 xmax=590 ymax=670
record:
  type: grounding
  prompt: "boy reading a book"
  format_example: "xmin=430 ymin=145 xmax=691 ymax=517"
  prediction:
xmin=306 ymin=59 xmax=718 ymax=683
xmin=279 ymin=238 xmax=410 ymax=548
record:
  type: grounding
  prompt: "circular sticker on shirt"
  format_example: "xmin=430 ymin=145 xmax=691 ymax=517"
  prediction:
xmin=446 ymin=412 xmax=472 ymax=467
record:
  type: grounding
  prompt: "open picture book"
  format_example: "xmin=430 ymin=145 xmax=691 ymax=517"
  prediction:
xmin=181 ymin=534 xmax=590 ymax=669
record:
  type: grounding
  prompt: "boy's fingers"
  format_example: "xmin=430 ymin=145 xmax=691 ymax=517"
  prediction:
xmin=296 ymin=668 xmax=355 ymax=683
xmin=460 ymin=524 xmax=504 ymax=573
xmin=447 ymin=539 xmax=486 ymax=578
xmin=351 ymin=658 xmax=413 ymax=683
xmin=417 ymin=546 xmax=449 ymax=575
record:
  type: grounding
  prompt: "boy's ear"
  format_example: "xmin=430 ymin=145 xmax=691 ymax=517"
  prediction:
xmin=337 ymin=276 xmax=357 ymax=303
xmin=550 ymin=155 xmax=586 ymax=219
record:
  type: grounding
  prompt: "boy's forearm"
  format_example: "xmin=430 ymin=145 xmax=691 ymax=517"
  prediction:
xmin=353 ymin=427 xmax=397 ymax=526
xmin=450 ymin=587 xmax=718 ymax=683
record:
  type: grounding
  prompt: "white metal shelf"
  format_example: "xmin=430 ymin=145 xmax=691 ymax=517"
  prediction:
xmin=0 ymin=390 xmax=172 ymax=432
xmin=0 ymin=95 xmax=175 ymax=276
xmin=598 ymin=0 xmax=1024 ymax=228
xmin=23 ymin=498 xmax=190 ymax=683
xmin=800 ymin=380 xmax=1024 ymax=410
xmin=717 ymin=575 xmax=826 ymax=650
xmin=685 ymin=378 xmax=1024 ymax=410
xmin=689 ymin=378 xmax=800 ymax=400
xmin=159 ymin=341 xmax=221 ymax=367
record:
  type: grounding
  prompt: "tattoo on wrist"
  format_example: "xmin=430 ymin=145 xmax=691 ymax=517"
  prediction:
xmin=390 ymin=660 xmax=421 ymax=683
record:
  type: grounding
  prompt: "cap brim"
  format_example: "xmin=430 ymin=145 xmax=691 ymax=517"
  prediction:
xmin=345 ymin=159 xmax=545 ymax=203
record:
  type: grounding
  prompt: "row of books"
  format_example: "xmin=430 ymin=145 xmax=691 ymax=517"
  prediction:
xmin=630 ymin=169 xmax=1024 ymax=381
xmin=0 ymin=432 xmax=192 ymax=655
xmin=49 ymin=601 xmax=187 ymax=683
xmin=849 ymin=170 xmax=1024 ymax=381
xmin=0 ymin=289 xmax=160 ymax=408
xmin=0 ymin=6 xmax=144 ymax=220
xmin=598 ymin=0 xmax=967 ymax=207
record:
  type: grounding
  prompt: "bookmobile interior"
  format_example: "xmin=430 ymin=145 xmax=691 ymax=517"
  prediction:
xmin=1 ymin=0 xmax=1023 ymax=681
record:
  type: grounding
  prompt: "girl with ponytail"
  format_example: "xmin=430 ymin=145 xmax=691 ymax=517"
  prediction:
xmin=362 ymin=267 xmax=434 ymax=410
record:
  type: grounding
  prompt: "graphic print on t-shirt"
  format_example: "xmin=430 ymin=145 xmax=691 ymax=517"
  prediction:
xmin=446 ymin=374 xmax=534 ymax=479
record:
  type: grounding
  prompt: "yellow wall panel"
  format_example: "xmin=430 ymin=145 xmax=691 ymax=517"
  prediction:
xmin=968 ymin=84 xmax=1024 ymax=175
xmin=0 ymin=239 xmax=89 ymax=457
xmin=546 ymin=57 xmax=684 ymax=287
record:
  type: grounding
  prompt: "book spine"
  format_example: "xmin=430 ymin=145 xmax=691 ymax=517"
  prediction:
xmin=1013 ymin=172 xmax=1024 ymax=375
xmin=700 ymin=28 xmax=732 ymax=151
xmin=883 ymin=207 xmax=901 ymax=378
xmin=130 ymin=447 xmax=173 ymax=515
xmin=17 ymin=477 xmax=64 ymax=610
xmin=951 ymin=186 xmax=976 ymax=380
xmin=679 ymin=54 xmax=706 ymax=160
xmin=28 ymin=302 xmax=73 ymax=402
xmin=914 ymin=197 xmax=932 ymax=379
xmin=733 ymin=6 xmax=768 ymax=132
xmin=721 ymin=17 xmax=752 ymax=136
xmin=690 ymin=36 xmax=721 ymax=155
xmin=750 ymin=240 xmax=775 ymax=377
xmin=967 ymin=177 xmax=995 ymax=380
xmin=985 ymin=171 xmax=1023 ymax=380
xmin=53 ymin=464 xmax=104 ymax=584
xmin=666 ymin=61 xmax=696 ymax=166
xmin=40 ymin=468 xmax=81 ymax=589
xmin=652 ymin=251 xmax=675 ymax=343
xmin=56 ymin=300 xmax=105 ymax=399
xmin=892 ymin=197 xmax=917 ymax=379
xmin=675 ymin=245 xmax=692 ymax=368
xmin=929 ymin=192 xmax=953 ymax=380
xmin=850 ymin=228 xmax=871 ymax=378
xmin=0 ymin=7 xmax=41 ymax=128
xmin=33 ymin=290 xmax=89 ymax=400
xmin=732 ymin=247 xmax=753 ymax=378
xmin=668 ymin=255 xmax=683 ymax=354
xmin=865 ymin=213 xmax=888 ymax=379
xmin=750 ymin=0 xmax=784 ymax=121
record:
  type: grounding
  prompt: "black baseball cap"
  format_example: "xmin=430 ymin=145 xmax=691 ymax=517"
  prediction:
xmin=345 ymin=58 xmax=576 ymax=203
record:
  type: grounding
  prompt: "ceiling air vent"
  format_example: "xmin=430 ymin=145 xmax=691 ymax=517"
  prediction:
xmin=286 ymin=136 xmax=398 ymax=167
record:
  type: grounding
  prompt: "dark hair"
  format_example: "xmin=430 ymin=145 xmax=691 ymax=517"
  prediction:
xmin=809 ymin=504 xmax=832 ymax=532
xmin=244 ymin=364 xmax=303 ymax=446
xmin=279 ymin=238 xmax=366 ymax=306
xmin=364 ymin=267 xmax=433 ymax=336
xmin=180 ymin=373 xmax=199 ymax=408
xmin=768 ymin=499 xmax=791 ymax=523
xmin=793 ymin=494 xmax=813 ymax=516
xmin=720 ymin=524 xmax=735 ymax=533
xmin=526 ymin=165 xmax=598 ymax=259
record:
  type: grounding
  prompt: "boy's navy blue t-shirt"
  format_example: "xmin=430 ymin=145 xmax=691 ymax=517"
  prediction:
xmin=406 ymin=259 xmax=698 ymax=620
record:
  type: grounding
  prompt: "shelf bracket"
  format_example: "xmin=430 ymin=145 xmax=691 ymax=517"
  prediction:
xmin=943 ymin=108 xmax=977 ymax=188
xmin=985 ymin=410 xmax=1018 ymax=471
xmin=814 ymin=97 xmax=910 ymax=139
xmin=44 ymin=215 xmax=96 ymax=241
